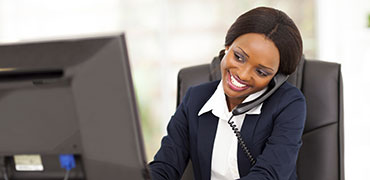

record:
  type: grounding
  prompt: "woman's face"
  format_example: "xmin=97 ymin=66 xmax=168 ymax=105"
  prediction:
xmin=221 ymin=33 xmax=280 ymax=110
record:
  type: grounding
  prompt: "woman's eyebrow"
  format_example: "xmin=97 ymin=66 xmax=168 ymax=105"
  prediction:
xmin=236 ymin=46 xmax=250 ymax=58
xmin=258 ymin=64 xmax=274 ymax=72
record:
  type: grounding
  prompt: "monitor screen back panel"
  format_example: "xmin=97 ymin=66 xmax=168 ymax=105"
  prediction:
xmin=0 ymin=34 xmax=149 ymax=179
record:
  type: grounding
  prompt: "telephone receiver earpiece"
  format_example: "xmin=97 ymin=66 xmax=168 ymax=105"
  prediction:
xmin=232 ymin=73 xmax=289 ymax=116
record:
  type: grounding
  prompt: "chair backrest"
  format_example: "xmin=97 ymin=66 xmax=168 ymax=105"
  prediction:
xmin=177 ymin=57 xmax=344 ymax=180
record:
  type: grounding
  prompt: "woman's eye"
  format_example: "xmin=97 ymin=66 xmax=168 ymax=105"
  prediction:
xmin=256 ymin=69 xmax=268 ymax=77
xmin=234 ymin=52 xmax=243 ymax=62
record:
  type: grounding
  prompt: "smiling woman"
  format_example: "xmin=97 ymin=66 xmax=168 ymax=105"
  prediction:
xmin=149 ymin=7 xmax=306 ymax=180
xmin=221 ymin=33 xmax=281 ymax=110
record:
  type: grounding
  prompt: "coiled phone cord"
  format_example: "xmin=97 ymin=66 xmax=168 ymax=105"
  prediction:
xmin=227 ymin=115 xmax=256 ymax=166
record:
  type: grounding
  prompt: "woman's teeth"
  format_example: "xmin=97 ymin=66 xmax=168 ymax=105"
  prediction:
xmin=230 ymin=75 xmax=247 ymax=88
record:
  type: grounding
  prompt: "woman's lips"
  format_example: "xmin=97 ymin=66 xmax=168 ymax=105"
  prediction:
xmin=227 ymin=71 xmax=251 ymax=91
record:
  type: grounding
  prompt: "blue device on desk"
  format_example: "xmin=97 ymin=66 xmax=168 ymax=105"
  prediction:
xmin=0 ymin=34 xmax=150 ymax=180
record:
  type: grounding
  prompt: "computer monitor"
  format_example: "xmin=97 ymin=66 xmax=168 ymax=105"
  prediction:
xmin=0 ymin=34 xmax=150 ymax=179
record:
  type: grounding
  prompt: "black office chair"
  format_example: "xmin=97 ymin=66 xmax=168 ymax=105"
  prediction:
xmin=176 ymin=56 xmax=344 ymax=180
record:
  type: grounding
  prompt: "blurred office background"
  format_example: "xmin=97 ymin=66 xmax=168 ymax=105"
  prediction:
xmin=0 ymin=0 xmax=369 ymax=179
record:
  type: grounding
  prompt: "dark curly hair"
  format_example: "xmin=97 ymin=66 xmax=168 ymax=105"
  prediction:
xmin=219 ymin=7 xmax=303 ymax=75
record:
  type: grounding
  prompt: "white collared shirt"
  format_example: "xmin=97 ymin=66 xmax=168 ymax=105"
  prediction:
xmin=198 ymin=81 xmax=267 ymax=180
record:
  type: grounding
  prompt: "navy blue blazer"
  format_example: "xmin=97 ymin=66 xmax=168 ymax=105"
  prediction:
xmin=149 ymin=80 xmax=306 ymax=180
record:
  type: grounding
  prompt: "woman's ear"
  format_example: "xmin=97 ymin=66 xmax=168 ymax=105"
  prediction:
xmin=224 ymin=46 xmax=230 ymax=55
xmin=219 ymin=46 xmax=230 ymax=61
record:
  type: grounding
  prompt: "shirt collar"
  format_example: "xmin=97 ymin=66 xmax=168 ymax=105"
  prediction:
xmin=198 ymin=81 xmax=267 ymax=118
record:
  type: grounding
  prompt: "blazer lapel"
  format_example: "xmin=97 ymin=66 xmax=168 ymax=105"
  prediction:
xmin=237 ymin=114 xmax=260 ymax=176
xmin=197 ymin=112 xmax=218 ymax=180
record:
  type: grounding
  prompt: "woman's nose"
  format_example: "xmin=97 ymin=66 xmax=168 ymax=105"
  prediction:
xmin=238 ymin=68 xmax=253 ymax=82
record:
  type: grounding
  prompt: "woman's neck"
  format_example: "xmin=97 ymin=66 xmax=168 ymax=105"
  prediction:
xmin=226 ymin=96 xmax=246 ymax=112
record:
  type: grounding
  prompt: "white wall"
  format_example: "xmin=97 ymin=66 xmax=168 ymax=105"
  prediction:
xmin=0 ymin=0 xmax=125 ymax=42
xmin=316 ymin=0 xmax=370 ymax=179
